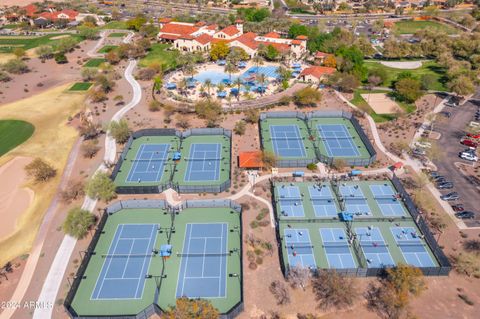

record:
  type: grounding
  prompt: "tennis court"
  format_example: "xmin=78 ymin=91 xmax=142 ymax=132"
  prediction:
xmin=355 ymin=227 xmax=395 ymax=268
xmin=269 ymin=125 xmax=307 ymax=158
xmin=277 ymin=185 xmax=305 ymax=217
xmin=340 ymin=185 xmax=371 ymax=216
xmin=184 ymin=143 xmax=221 ymax=182
xmin=320 ymin=228 xmax=356 ymax=268
xmin=370 ymin=184 xmax=405 ymax=217
xmin=317 ymin=124 xmax=360 ymax=157
xmin=91 ymin=224 xmax=158 ymax=300
xmin=284 ymin=228 xmax=316 ymax=268
xmin=391 ymin=227 xmax=436 ymax=267
xmin=308 ymin=185 xmax=338 ymax=217
xmin=176 ymin=223 xmax=228 ymax=298
xmin=126 ymin=144 xmax=170 ymax=183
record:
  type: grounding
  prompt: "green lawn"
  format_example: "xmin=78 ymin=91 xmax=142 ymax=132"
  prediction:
xmin=97 ymin=45 xmax=118 ymax=53
xmin=139 ymin=43 xmax=178 ymax=70
xmin=100 ymin=21 xmax=129 ymax=30
xmin=0 ymin=120 xmax=35 ymax=156
xmin=2 ymin=24 xmax=18 ymax=29
xmin=83 ymin=58 xmax=106 ymax=68
xmin=108 ymin=32 xmax=126 ymax=38
xmin=69 ymin=82 xmax=93 ymax=91
xmin=364 ymin=61 xmax=448 ymax=91
xmin=393 ymin=20 xmax=458 ymax=35
xmin=0 ymin=34 xmax=84 ymax=53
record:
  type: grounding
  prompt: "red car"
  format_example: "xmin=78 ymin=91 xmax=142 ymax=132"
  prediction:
xmin=466 ymin=133 xmax=480 ymax=139
xmin=461 ymin=139 xmax=478 ymax=148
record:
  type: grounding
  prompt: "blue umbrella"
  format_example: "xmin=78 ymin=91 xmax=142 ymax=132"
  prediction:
xmin=217 ymin=59 xmax=226 ymax=65
xmin=222 ymin=78 xmax=232 ymax=85
xmin=238 ymin=61 xmax=247 ymax=68
xmin=230 ymin=87 xmax=239 ymax=96
xmin=217 ymin=91 xmax=227 ymax=98
xmin=166 ymin=82 xmax=176 ymax=89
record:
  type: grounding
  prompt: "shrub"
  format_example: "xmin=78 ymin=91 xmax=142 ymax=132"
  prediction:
xmin=2 ymin=58 xmax=29 ymax=74
xmin=234 ymin=120 xmax=246 ymax=135
xmin=307 ymin=163 xmax=317 ymax=171
xmin=85 ymin=172 xmax=116 ymax=201
xmin=62 ymin=207 xmax=96 ymax=239
xmin=293 ymin=87 xmax=322 ymax=107
xmin=81 ymin=139 xmax=100 ymax=158
xmin=60 ymin=181 xmax=85 ymax=203
xmin=148 ymin=100 xmax=161 ymax=112
xmin=25 ymin=158 xmax=56 ymax=182
xmin=269 ymin=280 xmax=290 ymax=305
xmin=312 ymin=270 xmax=357 ymax=310
xmin=54 ymin=52 xmax=68 ymax=64
xmin=0 ymin=71 xmax=11 ymax=82
xmin=109 ymin=119 xmax=130 ymax=143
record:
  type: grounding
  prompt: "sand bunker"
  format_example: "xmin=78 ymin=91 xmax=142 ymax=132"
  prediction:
xmin=0 ymin=157 xmax=34 ymax=240
xmin=380 ymin=61 xmax=422 ymax=69
xmin=49 ymin=35 xmax=70 ymax=40
xmin=361 ymin=93 xmax=402 ymax=114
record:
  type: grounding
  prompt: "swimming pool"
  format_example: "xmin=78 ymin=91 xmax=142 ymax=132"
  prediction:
xmin=193 ymin=66 xmax=281 ymax=85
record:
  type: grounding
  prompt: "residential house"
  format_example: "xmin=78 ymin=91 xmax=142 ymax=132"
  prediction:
xmin=299 ymin=66 xmax=336 ymax=83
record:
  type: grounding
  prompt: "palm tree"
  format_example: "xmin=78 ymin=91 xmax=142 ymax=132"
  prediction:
xmin=252 ymin=55 xmax=264 ymax=75
xmin=233 ymin=77 xmax=242 ymax=101
xmin=204 ymin=79 xmax=212 ymax=98
xmin=217 ymin=83 xmax=225 ymax=93
xmin=257 ymin=73 xmax=267 ymax=96
xmin=276 ymin=66 xmax=291 ymax=83
xmin=224 ymin=62 xmax=238 ymax=81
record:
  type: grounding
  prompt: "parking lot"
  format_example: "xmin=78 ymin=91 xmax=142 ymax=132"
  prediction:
xmin=430 ymin=93 xmax=480 ymax=227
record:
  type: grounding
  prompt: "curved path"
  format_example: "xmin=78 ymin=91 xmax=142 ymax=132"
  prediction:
xmin=0 ymin=31 xmax=139 ymax=319
xmin=31 ymin=57 xmax=141 ymax=319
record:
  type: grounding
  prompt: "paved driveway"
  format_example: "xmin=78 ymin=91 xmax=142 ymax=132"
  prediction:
xmin=431 ymin=95 xmax=480 ymax=227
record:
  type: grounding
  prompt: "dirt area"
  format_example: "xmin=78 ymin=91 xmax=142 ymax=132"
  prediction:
xmin=0 ymin=38 xmax=98 ymax=105
xmin=1 ymin=0 xmax=62 ymax=6
xmin=378 ymin=94 xmax=442 ymax=157
xmin=0 ymin=156 xmax=33 ymax=240
xmin=361 ymin=93 xmax=401 ymax=114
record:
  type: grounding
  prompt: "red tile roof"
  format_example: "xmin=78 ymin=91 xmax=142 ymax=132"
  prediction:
xmin=300 ymin=66 xmax=336 ymax=79
xmin=260 ymin=41 xmax=290 ymax=53
xmin=206 ymin=24 xmax=218 ymax=30
xmin=235 ymin=19 xmax=243 ymax=23
xmin=159 ymin=18 xmax=172 ymax=23
xmin=315 ymin=51 xmax=331 ymax=58
xmin=296 ymin=35 xmax=308 ymax=40
xmin=291 ymin=39 xmax=301 ymax=45
xmin=195 ymin=21 xmax=206 ymax=27
xmin=22 ymin=4 xmax=38 ymax=17
xmin=218 ymin=25 xmax=240 ymax=37
xmin=233 ymin=32 xmax=258 ymax=49
xmin=238 ymin=151 xmax=263 ymax=168
xmin=160 ymin=33 xmax=179 ymax=40
xmin=264 ymin=32 xmax=280 ymax=38
xmin=159 ymin=23 xmax=198 ymax=37
xmin=195 ymin=33 xmax=213 ymax=45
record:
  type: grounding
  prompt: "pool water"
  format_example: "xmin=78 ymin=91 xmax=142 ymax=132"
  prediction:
xmin=193 ymin=66 xmax=280 ymax=85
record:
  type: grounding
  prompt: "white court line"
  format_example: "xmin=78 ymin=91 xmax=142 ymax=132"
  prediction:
xmin=134 ymin=225 xmax=156 ymax=298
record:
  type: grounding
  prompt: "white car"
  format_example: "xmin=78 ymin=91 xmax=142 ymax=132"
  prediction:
xmin=415 ymin=141 xmax=432 ymax=149
xmin=460 ymin=153 xmax=478 ymax=162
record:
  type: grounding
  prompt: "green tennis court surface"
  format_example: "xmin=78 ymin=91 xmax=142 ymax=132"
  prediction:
xmin=113 ymin=133 xmax=231 ymax=192
xmin=274 ymin=180 xmax=439 ymax=271
xmin=172 ymin=135 xmax=230 ymax=188
xmin=69 ymin=203 xmax=241 ymax=317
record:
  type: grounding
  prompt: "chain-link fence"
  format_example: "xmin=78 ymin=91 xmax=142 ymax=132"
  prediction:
xmin=260 ymin=111 xmax=376 ymax=168
xmin=65 ymin=199 xmax=243 ymax=319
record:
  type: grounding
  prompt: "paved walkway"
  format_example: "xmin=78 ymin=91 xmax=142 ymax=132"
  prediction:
xmin=31 ymin=35 xmax=141 ymax=319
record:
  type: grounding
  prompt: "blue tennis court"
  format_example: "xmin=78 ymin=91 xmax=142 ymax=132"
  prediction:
xmin=355 ymin=227 xmax=395 ymax=268
xmin=370 ymin=184 xmax=405 ymax=217
xmin=320 ymin=228 xmax=356 ymax=268
xmin=317 ymin=124 xmax=360 ymax=157
xmin=391 ymin=227 xmax=436 ymax=267
xmin=270 ymin=125 xmax=307 ymax=158
xmin=340 ymin=185 xmax=371 ymax=216
xmin=278 ymin=185 xmax=305 ymax=217
xmin=91 ymin=224 xmax=158 ymax=300
xmin=308 ymin=185 xmax=338 ymax=217
xmin=284 ymin=228 xmax=316 ymax=269
xmin=184 ymin=143 xmax=221 ymax=182
xmin=126 ymin=144 xmax=170 ymax=182
xmin=176 ymin=223 xmax=228 ymax=298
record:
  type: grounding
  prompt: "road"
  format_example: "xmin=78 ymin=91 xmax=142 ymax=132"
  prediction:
xmin=431 ymin=91 xmax=480 ymax=227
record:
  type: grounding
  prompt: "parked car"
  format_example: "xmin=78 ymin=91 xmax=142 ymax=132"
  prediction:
xmin=437 ymin=182 xmax=454 ymax=189
xmin=440 ymin=192 xmax=460 ymax=201
xmin=455 ymin=211 xmax=475 ymax=219
xmin=434 ymin=177 xmax=447 ymax=184
xmin=412 ymin=148 xmax=426 ymax=156
xmin=460 ymin=152 xmax=478 ymax=162
xmin=461 ymin=139 xmax=478 ymax=148
xmin=451 ymin=204 xmax=465 ymax=212
xmin=432 ymin=175 xmax=445 ymax=181
xmin=429 ymin=171 xmax=440 ymax=178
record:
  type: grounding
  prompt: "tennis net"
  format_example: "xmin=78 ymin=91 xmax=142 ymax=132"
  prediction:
xmin=176 ymin=252 xmax=231 ymax=257
xmin=322 ymin=242 xmax=350 ymax=248
xmin=102 ymin=254 xmax=155 ymax=258
xmin=319 ymin=135 xmax=354 ymax=140
xmin=343 ymin=196 xmax=367 ymax=202
xmin=278 ymin=198 xmax=303 ymax=203
xmin=396 ymin=240 xmax=425 ymax=246
xmin=360 ymin=242 xmax=388 ymax=248
xmin=130 ymin=158 xmax=166 ymax=163
xmin=184 ymin=157 xmax=223 ymax=161
xmin=285 ymin=243 xmax=314 ymax=249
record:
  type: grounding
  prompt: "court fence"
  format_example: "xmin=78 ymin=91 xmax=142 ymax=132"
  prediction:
xmin=272 ymin=178 xmax=451 ymax=278
xmin=259 ymin=111 xmax=376 ymax=168
xmin=65 ymin=199 xmax=244 ymax=319
xmin=111 ymin=128 xmax=232 ymax=194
